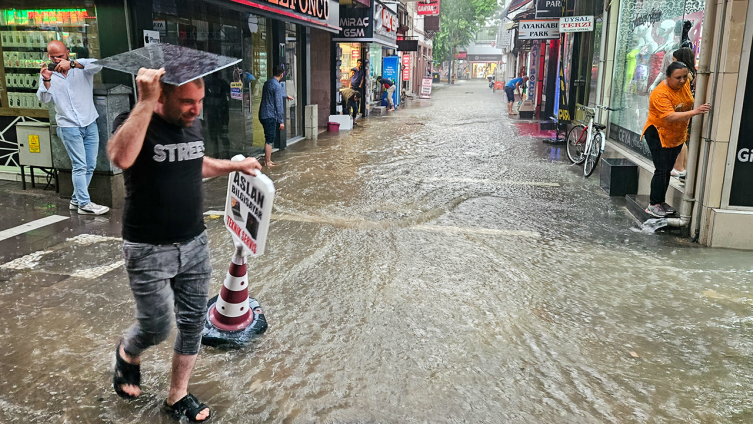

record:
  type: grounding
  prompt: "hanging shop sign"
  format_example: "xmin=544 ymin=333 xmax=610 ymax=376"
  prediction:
xmin=417 ymin=0 xmax=440 ymax=16
xmin=397 ymin=39 xmax=418 ymax=51
xmin=559 ymin=16 xmax=594 ymax=33
xmin=528 ymin=42 xmax=539 ymax=101
xmin=402 ymin=55 xmax=411 ymax=81
xmin=535 ymin=0 xmax=562 ymax=19
xmin=229 ymin=0 xmax=340 ymax=33
xmin=518 ymin=20 xmax=560 ymax=39
xmin=334 ymin=1 xmax=397 ymax=47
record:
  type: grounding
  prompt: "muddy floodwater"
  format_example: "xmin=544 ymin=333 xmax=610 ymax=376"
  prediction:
xmin=1 ymin=80 xmax=752 ymax=423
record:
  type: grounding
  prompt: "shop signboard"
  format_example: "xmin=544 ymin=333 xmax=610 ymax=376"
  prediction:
xmin=535 ymin=0 xmax=562 ymax=19
xmin=420 ymin=77 xmax=432 ymax=99
xmin=335 ymin=0 xmax=396 ymax=46
xmin=230 ymin=82 xmax=243 ymax=100
xmin=224 ymin=163 xmax=275 ymax=257
xmin=230 ymin=0 xmax=340 ymax=33
xmin=559 ymin=16 xmax=594 ymax=33
xmin=402 ymin=55 xmax=410 ymax=81
xmin=518 ymin=20 xmax=559 ymax=40
xmin=417 ymin=0 xmax=440 ymax=16
xmin=468 ymin=54 xmax=501 ymax=62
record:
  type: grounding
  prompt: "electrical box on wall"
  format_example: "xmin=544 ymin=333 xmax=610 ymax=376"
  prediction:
xmin=17 ymin=122 xmax=52 ymax=168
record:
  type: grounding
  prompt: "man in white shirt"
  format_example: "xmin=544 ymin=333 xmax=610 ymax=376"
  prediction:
xmin=37 ymin=40 xmax=109 ymax=215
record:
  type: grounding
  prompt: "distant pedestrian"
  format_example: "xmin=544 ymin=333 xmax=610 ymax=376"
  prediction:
xmin=340 ymin=87 xmax=361 ymax=124
xmin=376 ymin=76 xmax=395 ymax=111
xmin=259 ymin=65 xmax=294 ymax=167
xmin=107 ymin=67 xmax=262 ymax=422
xmin=37 ymin=40 xmax=109 ymax=215
xmin=504 ymin=76 xmax=528 ymax=115
xmin=643 ymin=62 xmax=709 ymax=218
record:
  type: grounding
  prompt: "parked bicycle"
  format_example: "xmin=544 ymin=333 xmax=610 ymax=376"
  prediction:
xmin=566 ymin=105 xmax=616 ymax=177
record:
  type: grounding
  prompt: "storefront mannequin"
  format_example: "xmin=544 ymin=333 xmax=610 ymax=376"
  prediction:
xmin=625 ymin=25 xmax=648 ymax=92
xmin=646 ymin=20 xmax=679 ymax=93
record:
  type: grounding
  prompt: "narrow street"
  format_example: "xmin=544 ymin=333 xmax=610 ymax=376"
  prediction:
xmin=1 ymin=79 xmax=752 ymax=423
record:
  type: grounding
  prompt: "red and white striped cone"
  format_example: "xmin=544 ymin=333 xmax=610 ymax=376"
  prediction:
xmin=208 ymin=246 xmax=254 ymax=331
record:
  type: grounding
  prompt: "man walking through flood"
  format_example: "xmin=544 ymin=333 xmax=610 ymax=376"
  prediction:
xmin=107 ymin=67 xmax=262 ymax=422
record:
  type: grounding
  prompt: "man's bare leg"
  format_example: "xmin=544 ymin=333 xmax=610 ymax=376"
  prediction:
xmin=264 ymin=144 xmax=275 ymax=167
xmin=508 ymin=102 xmax=513 ymax=114
xmin=166 ymin=353 xmax=210 ymax=421
xmin=118 ymin=344 xmax=141 ymax=397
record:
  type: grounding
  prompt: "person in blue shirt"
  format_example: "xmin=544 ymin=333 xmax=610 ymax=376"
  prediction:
xmin=504 ymin=76 xmax=528 ymax=115
xmin=37 ymin=40 xmax=109 ymax=215
xmin=259 ymin=65 xmax=293 ymax=167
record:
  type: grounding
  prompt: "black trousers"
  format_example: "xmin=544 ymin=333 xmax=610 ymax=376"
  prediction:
xmin=645 ymin=125 xmax=682 ymax=205
xmin=341 ymin=97 xmax=358 ymax=119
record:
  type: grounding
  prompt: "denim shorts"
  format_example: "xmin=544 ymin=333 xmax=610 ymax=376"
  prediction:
xmin=260 ymin=118 xmax=278 ymax=146
xmin=504 ymin=86 xmax=515 ymax=102
xmin=122 ymin=231 xmax=212 ymax=356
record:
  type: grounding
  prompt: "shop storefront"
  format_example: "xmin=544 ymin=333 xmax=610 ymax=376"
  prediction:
xmin=0 ymin=4 xmax=101 ymax=176
xmin=608 ymin=0 xmax=705 ymax=157
xmin=131 ymin=0 xmax=339 ymax=157
xmin=333 ymin=0 xmax=397 ymax=115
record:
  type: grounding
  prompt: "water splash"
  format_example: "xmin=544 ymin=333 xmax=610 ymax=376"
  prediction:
xmin=640 ymin=218 xmax=669 ymax=233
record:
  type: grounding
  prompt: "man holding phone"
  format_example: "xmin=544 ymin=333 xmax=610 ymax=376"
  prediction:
xmin=37 ymin=40 xmax=108 ymax=215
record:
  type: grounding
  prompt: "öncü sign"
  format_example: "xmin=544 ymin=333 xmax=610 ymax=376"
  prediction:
xmin=559 ymin=16 xmax=594 ymax=33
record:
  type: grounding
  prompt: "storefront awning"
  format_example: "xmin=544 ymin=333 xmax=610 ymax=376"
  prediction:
xmin=502 ymin=0 xmax=534 ymax=21
xmin=220 ymin=0 xmax=342 ymax=34
xmin=331 ymin=37 xmax=398 ymax=49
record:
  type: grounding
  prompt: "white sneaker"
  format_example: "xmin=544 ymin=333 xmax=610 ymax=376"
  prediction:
xmin=78 ymin=202 xmax=110 ymax=215
xmin=69 ymin=200 xmax=79 ymax=210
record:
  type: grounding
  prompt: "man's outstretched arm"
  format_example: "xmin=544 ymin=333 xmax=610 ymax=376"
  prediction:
xmin=202 ymin=156 xmax=261 ymax=178
xmin=107 ymin=68 xmax=164 ymax=170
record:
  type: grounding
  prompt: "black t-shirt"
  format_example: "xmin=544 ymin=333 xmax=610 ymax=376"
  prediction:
xmin=113 ymin=112 xmax=205 ymax=244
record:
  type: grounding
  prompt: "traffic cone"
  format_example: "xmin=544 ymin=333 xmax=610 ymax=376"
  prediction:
xmin=202 ymin=244 xmax=267 ymax=348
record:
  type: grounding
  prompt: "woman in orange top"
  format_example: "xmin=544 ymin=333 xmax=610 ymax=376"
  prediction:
xmin=643 ymin=62 xmax=710 ymax=218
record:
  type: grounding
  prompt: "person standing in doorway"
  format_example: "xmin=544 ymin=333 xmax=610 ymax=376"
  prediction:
xmin=504 ymin=76 xmax=528 ymax=116
xmin=107 ymin=68 xmax=262 ymax=421
xmin=351 ymin=59 xmax=365 ymax=116
xmin=259 ymin=65 xmax=294 ymax=167
xmin=37 ymin=40 xmax=109 ymax=215
xmin=376 ymin=76 xmax=396 ymax=111
xmin=643 ymin=62 xmax=709 ymax=218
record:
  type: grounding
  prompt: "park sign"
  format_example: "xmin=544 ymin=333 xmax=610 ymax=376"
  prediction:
xmin=518 ymin=20 xmax=560 ymax=40
xmin=535 ymin=0 xmax=562 ymax=19
xmin=559 ymin=16 xmax=594 ymax=33
xmin=224 ymin=156 xmax=275 ymax=257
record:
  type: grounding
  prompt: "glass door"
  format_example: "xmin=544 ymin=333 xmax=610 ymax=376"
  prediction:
xmin=283 ymin=23 xmax=301 ymax=139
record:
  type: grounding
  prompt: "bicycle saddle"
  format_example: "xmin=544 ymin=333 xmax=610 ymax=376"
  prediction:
xmin=593 ymin=123 xmax=606 ymax=131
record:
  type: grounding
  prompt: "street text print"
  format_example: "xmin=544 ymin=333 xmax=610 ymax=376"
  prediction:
xmin=153 ymin=141 xmax=205 ymax=162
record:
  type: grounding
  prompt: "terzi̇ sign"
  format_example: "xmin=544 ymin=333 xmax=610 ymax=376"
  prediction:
xmin=518 ymin=19 xmax=560 ymax=39
xmin=559 ymin=15 xmax=594 ymax=33
xmin=261 ymin=0 xmax=330 ymax=20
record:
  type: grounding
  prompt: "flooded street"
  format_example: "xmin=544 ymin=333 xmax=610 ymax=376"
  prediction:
xmin=2 ymin=80 xmax=753 ymax=423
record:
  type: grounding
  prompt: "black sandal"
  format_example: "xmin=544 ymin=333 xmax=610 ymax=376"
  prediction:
xmin=113 ymin=341 xmax=140 ymax=399
xmin=163 ymin=393 xmax=211 ymax=422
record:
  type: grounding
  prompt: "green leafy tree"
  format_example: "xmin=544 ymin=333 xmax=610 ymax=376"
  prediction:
xmin=434 ymin=0 xmax=498 ymax=82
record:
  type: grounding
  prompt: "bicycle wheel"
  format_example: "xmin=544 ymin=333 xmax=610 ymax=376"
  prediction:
xmin=584 ymin=132 xmax=603 ymax=177
xmin=566 ymin=125 xmax=587 ymax=164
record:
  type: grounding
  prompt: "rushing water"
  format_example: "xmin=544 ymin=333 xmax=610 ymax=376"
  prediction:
xmin=1 ymin=80 xmax=752 ymax=423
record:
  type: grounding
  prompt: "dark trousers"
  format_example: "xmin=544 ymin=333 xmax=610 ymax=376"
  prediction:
xmin=645 ymin=125 xmax=682 ymax=205
xmin=341 ymin=97 xmax=358 ymax=119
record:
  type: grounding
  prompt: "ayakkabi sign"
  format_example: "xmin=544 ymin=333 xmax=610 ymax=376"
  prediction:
xmin=518 ymin=20 xmax=560 ymax=39
xmin=559 ymin=16 xmax=594 ymax=32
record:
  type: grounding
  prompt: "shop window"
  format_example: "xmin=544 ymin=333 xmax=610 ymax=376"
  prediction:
xmin=609 ymin=0 xmax=705 ymax=158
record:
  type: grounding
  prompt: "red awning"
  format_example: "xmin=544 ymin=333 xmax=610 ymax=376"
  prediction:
xmin=455 ymin=52 xmax=467 ymax=59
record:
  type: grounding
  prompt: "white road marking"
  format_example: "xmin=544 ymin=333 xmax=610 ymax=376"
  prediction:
xmin=67 ymin=234 xmax=122 ymax=245
xmin=0 ymin=215 xmax=69 ymax=242
xmin=0 ymin=250 xmax=52 ymax=270
xmin=70 ymin=262 xmax=124 ymax=279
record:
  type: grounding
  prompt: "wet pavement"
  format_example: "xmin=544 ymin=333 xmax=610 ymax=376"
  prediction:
xmin=1 ymin=79 xmax=753 ymax=423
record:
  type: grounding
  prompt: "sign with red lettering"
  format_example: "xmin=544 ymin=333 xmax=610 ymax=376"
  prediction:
xmin=559 ymin=15 xmax=594 ymax=33
xmin=224 ymin=156 xmax=275 ymax=257
xmin=402 ymin=55 xmax=410 ymax=81
xmin=420 ymin=77 xmax=432 ymax=99
xmin=417 ymin=0 xmax=440 ymax=16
